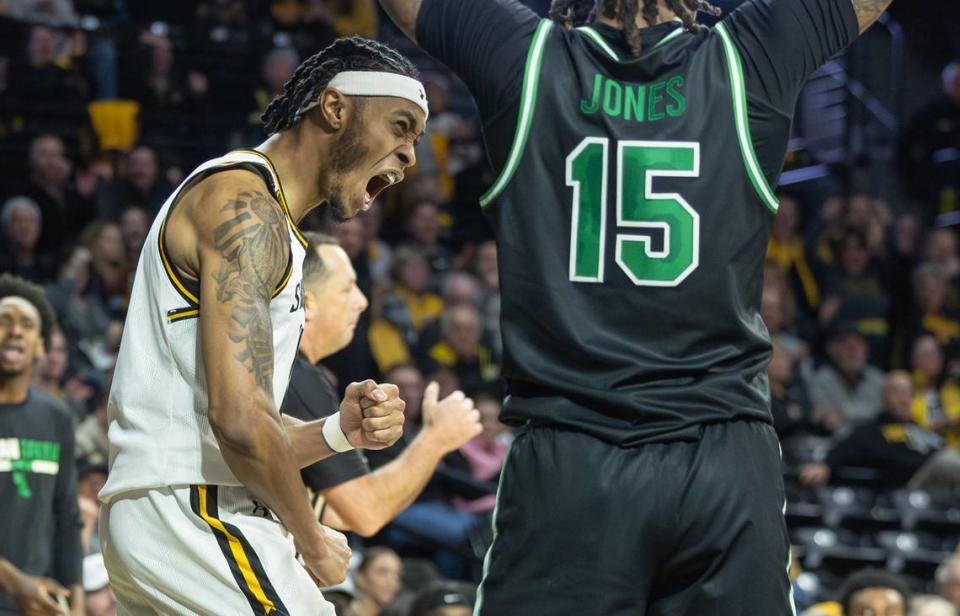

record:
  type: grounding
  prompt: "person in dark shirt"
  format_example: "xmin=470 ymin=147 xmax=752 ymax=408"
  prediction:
xmin=281 ymin=233 xmax=482 ymax=537
xmin=377 ymin=0 xmax=892 ymax=612
xmin=800 ymin=371 xmax=944 ymax=490
xmin=0 ymin=274 xmax=83 ymax=615
xmin=94 ymin=145 xmax=172 ymax=219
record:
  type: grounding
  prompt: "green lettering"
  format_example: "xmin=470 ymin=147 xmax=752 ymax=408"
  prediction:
xmin=580 ymin=74 xmax=603 ymax=115
xmin=602 ymin=79 xmax=622 ymax=117
xmin=666 ymin=76 xmax=685 ymax=117
xmin=625 ymin=85 xmax=646 ymax=122
xmin=648 ymin=82 xmax=665 ymax=121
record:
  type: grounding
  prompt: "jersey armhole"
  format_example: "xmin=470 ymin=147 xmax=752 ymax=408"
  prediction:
xmin=715 ymin=22 xmax=780 ymax=215
xmin=479 ymin=19 xmax=554 ymax=210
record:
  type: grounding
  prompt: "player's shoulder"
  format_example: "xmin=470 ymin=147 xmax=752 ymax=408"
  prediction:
xmin=180 ymin=167 xmax=285 ymax=238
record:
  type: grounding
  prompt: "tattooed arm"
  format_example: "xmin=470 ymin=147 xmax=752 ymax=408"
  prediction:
xmin=184 ymin=171 xmax=348 ymax=585
xmin=852 ymin=0 xmax=893 ymax=33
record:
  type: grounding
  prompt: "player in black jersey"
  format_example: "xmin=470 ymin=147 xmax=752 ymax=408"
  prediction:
xmin=379 ymin=0 xmax=893 ymax=613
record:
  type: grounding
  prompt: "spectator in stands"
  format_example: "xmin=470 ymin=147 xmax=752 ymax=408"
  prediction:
xmin=23 ymin=134 xmax=94 ymax=261
xmin=405 ymin=201 xmax=451 ymax=276
xmin=75 ymin=387 xmax=109 ymax=463
xmin=79 ymin=221 xmax=128 ymax=313
xmin=118 ymin=206 xmax=150 ymax=264
xmin=83 ymin=553 xmax=117 ymax=616
xmin=250 ymin=47 xmax=299 ymax=126
xmin=352 ymin=548 xmax=403 ymax=616
xmin=282 ymin=233 xmax=481 ymax=538
xmin=810 ymin=323 xmax=885 ymax=433
xmin=473 ymin=240 xmax=497 ymax=296
xmin=762 ymin=267 xmax=811 ymax=368
xmin=362 ymin=202 xmax=393 ymax=287
xmin=0 ymin=274 xmax=83 ymax=614
xmin=418 ymin=304 xmax=500 ymax=397
xmin=408 ymin=581 xmax=475 ymax=616
xmin=910 ymin=335 xmax=960 ymax=447
xmin=768 ymin=194 xmax=820 ymax=318
xmin=840 ymin=569 xmax=910 ymax=616
xmin=3 ymin=0 xmax=79 ymax=26
xmin=76 ymin=454 xmax=106 ymax=554
xmin=769 ymin=339 xmax=815 ymax=440
xmin=924 ymin=229 xmax=960 ymax=311
xmin=801 ymin=371 xmax=945 ymax=490
xmin=901 ymin=61 xmax=960 ymax=207
xmin=819 ymin=228 xmax=892 ymax=362
xmin=937 ymin=555 xmax=960 ymax=609
xmin=454 ymin=395 xmax=507 ymax=514
xmin=379 ymin=246 xmax=443 ymax=354
xmin=130 ymin=32 xmax=209 ymax=115
xmin=0 ymin=195 xmax=52 ymax=282
xmin=915 ymin=595 xmax=959 ymax=616
xmin=905 ymin=264 xmax=960 ymax=357
xmin=96 ymin=145 xmax=172 ymax=218
xmin=31 ymin=327 xmax=93 ymax=419
xmin=9 ymin=24 xmax=87 ymax=104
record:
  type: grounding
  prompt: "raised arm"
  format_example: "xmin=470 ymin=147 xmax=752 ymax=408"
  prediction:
xmin=377 ymin=0 xmax=422 ymax=41
xmin=852 ymin=0 xmax=893 ymax=34
xmin=190 ymin=173 xmax=348 ymax=586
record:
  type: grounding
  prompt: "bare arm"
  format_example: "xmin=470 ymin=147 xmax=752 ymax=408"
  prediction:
xmin=322 ymin=384 xmax=481 ymax=537
xmin=193 ymin=178 xmax=333 ymax=573
xmin=282 ymin=415 xmax=337 ymax=468
xmin=852 ymin=0 xmax=893 ymax=33
xmin=321 ymin=430 xmax=448 ymax=536
xmin=377 ymin=0 xmax=422 ymax=41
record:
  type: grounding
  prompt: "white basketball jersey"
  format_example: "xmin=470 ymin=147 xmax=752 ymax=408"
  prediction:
xmin=101 ymin=150 xmax=307 ymax=502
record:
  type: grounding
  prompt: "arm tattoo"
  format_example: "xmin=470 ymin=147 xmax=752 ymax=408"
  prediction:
xmin=851 ymin=0 xmax=892 ymax=32
xmin=211 ymin=190 xmax=290 ymax=397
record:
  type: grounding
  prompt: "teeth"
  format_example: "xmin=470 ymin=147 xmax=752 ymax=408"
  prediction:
xmin=386 ymin=171 xmax=400 ymax=185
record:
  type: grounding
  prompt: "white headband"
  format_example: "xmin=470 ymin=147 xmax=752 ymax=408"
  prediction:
xmin=298 ymin=71 xmax=429 ymax=121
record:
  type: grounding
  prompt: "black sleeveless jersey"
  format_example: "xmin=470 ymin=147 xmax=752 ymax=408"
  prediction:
xmin=483 ymin=20 xmax=786 ymax=445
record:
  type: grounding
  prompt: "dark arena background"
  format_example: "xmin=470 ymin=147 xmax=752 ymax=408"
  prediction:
xmin=1 ymin=0 xmax=959 ymax=614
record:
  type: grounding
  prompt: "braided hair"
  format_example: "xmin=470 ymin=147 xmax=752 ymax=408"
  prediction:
xmin=548 ymin=0 xmax=720 ymax=56
xmin=261 ymin=36 xmax=419 ymax=135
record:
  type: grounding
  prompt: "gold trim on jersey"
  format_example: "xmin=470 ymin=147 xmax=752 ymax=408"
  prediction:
xmin=189 ymin=485 xmax=288 ymax=615
xmin=234 ymin=149 xmax=309 ymax=249
xmin=166 ymin=307 xmax=200 ymax=323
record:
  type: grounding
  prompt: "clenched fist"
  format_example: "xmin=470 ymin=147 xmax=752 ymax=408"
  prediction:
xmin=339 ymin=379 xmax=405 ymax=450
xmin=421 ymin=382 xmax=482 ymax=454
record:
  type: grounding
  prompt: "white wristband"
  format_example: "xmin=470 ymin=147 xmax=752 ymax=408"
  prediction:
xmin=322 ymin=411 xmax=354 ymax=453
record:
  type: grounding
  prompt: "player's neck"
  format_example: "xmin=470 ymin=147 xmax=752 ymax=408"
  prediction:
xmin=594 ymin=7 xmax=682 ymax=30
xmin=0 ymin=372 xmax=32 ymax=405
xmin=255 ymin=126 xmax=330 ymax=224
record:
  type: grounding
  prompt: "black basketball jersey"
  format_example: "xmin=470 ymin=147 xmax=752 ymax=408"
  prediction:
xmin=484 ymin=20 xmax=784 ymax=445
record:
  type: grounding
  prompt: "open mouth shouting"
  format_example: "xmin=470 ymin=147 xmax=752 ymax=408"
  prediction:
xmin=364 ymin=169 xmax=403 ymax=208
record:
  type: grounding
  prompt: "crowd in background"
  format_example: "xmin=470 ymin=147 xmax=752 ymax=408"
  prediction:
xmin=0 ymin=0 xmax=959 ymax=614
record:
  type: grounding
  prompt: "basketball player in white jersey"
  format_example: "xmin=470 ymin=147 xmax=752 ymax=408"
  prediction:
xmin=99 ymin=38 xmax=428 ymax=615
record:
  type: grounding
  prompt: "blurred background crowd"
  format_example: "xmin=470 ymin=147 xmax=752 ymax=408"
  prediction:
xmin=0 ymin=0 xmax=958 ymax=614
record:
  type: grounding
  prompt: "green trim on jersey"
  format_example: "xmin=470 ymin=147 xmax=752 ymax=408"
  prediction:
xmin=576 ymin=26 xmax=684 ymax=63
xmin=576 ymin=26 xmax=619 ymax=61
xmin=479 ymin=20 xmax=554 ymax=209
xmin=715 ymin=22 xmax=780 ymax=213
xmin=474 ymin=441 xmax=514 ymax=615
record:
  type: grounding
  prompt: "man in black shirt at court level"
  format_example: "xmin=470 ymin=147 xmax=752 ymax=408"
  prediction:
xmin=282 ymin=232 xmax=482 ymax=535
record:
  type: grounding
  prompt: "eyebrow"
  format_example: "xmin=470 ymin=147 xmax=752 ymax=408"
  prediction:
xmin=394 ymin=109 xmax=424 ymax=142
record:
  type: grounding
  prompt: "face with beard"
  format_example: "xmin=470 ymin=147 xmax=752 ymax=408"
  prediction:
xmin=319 ymin=94 xmax=425 ymax=221
xmin=0 ymin=297 xmax=45 ymax=379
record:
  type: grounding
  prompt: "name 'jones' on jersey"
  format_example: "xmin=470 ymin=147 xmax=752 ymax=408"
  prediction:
xmin=485 ymin=22 xmax=782 ymax=445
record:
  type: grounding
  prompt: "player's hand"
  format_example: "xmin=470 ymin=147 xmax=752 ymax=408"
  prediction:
xmin=297 ymin=526 xmax=351 ymax=588
xmin=8 ymin=569 xmax=69 ymax=616
xmin=421 ymin=382 xmax=482 ymax=454
xmin=339 ymin=380 xmax=405 ymax=450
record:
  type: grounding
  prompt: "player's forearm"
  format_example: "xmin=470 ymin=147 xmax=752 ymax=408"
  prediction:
xmin=851 ymin=0 xmax=893 ymax=33
xmin=377 ymin=0 xmax=422 ymax=41
xmin=282 ymin=415 xmax=338 ymax=468
xmin=0 ymin=559 xmax=17 ymax=593
xmin=70 ymin=585 xmax=84 ymax=616
xmin=212 ymin=406 xmax=324 ymax=546
xmin=324 ymin=430 xmax=446 ymax=536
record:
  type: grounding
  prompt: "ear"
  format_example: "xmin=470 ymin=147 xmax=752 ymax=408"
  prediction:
xmin=303 ymin=289 xmax=317 ymax=321
xmin=317 ymin=88 xmax=349 ymax=131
